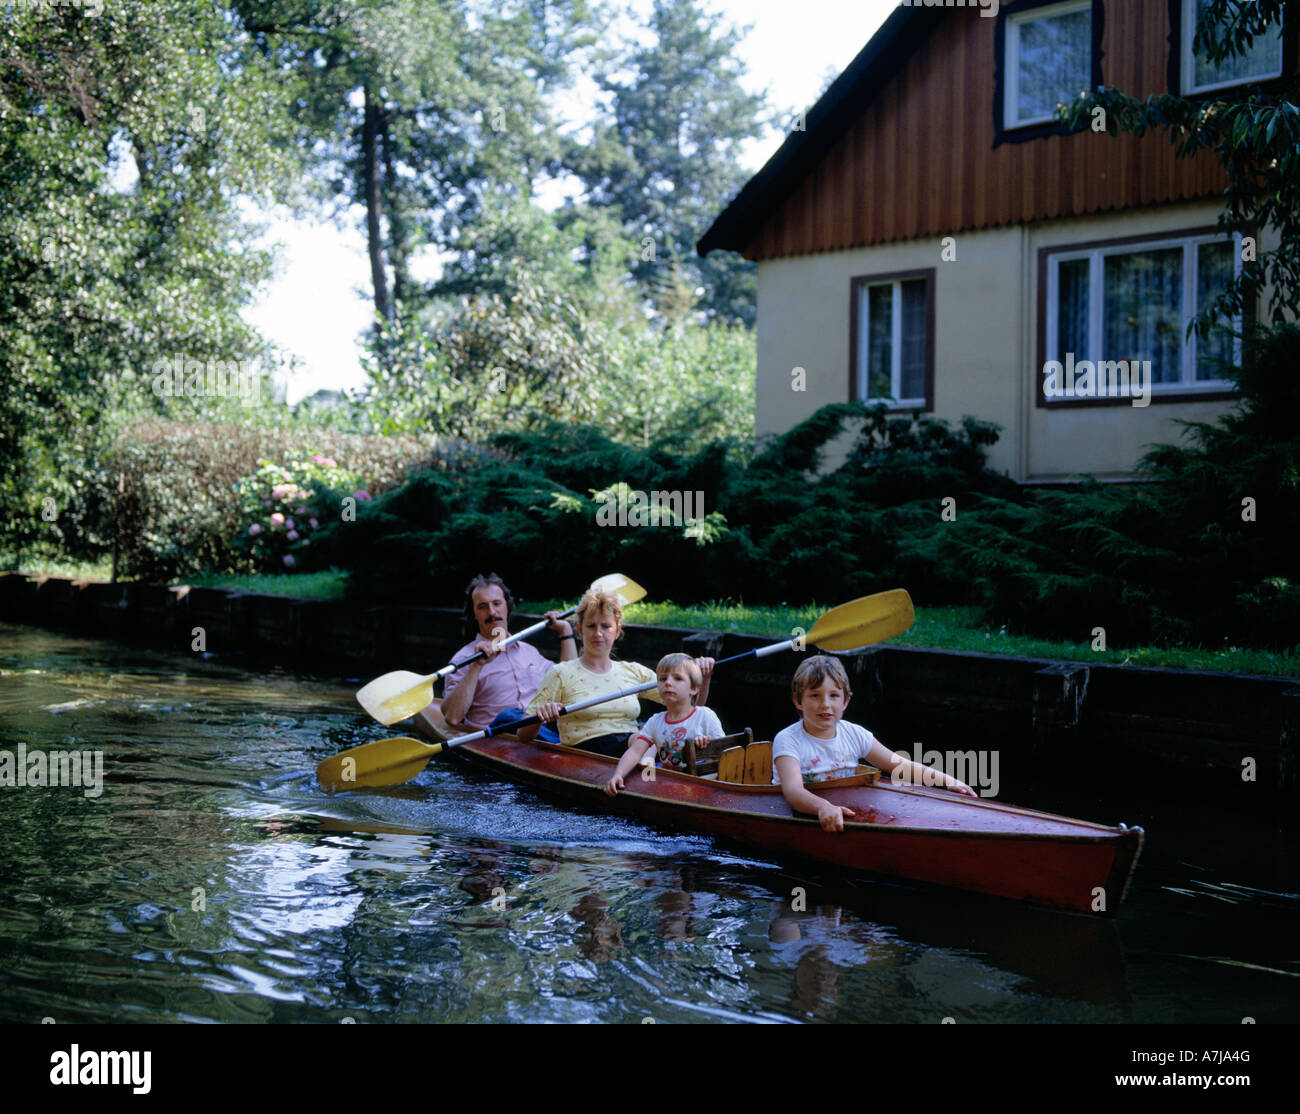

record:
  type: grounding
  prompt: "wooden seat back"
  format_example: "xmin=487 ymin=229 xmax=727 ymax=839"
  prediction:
xmin=710 ymin=733 xmax=775 ymax=785
xmin=742 ymin=741 xmax=773 ymax=785
xmin=685 ymin=728 xmax=753 ymax=777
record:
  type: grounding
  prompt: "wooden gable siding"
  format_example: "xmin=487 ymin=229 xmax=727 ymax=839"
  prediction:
xmin=744 ymin=2 xmax=1230 ymax=261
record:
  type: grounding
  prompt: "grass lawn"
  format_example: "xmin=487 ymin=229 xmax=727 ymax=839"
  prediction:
xmin=7 ymin=562 xmax=1297 ymax=677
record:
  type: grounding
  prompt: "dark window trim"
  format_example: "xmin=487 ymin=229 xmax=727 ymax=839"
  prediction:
xmin=1034 ymin=223 xmax=1254 ymax=409
xmin=848 ymin=267 xmax=936 ymax=413
xmin=1167 ymin=0 xmax=1296 ymax=98
xmin=994 ymin=0 xmax=1105 ymax=147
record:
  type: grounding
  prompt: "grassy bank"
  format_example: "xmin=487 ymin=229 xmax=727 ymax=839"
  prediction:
xmin=7 ymin=564 xmax=1297 ymax=677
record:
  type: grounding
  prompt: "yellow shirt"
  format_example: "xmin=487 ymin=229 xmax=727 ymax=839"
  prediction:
xmin=528 ymin=658 xmax=662 ymax=747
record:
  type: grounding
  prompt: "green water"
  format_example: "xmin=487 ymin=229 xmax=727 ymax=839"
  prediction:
xmin=1 ymin=622 xmax=1297 ymax=1023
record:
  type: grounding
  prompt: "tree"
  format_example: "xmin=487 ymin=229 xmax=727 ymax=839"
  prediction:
xmin=0 ymin=0 xmax=300 ymax=558
xmin=237 ymin=0 xmax=598 ymax=335
xmin=566 ymin=0 xmax=769 ymax=326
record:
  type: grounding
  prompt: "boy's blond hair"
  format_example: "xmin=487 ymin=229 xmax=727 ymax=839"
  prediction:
xmin=574 ymin=587 xmax=624 ymax=639
xmin=791 ymin=654 xmax=852 ymax=700
xmin=656 ymin=652 xmax=702 ymax=690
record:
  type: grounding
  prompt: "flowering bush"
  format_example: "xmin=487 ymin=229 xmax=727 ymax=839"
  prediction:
xmin=234 ymin=453 xmax=367 ymax=572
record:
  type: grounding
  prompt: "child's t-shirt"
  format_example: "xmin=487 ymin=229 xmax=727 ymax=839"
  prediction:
xmin=635 ymin=705 xmax=725 ymax=770
xmin=771 ymin=720 xmax=879 ymax=784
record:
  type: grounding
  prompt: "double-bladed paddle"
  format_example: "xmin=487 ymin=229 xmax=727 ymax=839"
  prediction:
xmin=354 ymin=572 xmax=646 ymax=726
xmin=317 ymin=589 xmax=914 ymax=792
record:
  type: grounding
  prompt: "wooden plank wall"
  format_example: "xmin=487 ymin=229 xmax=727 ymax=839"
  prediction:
xmin=745 ymin=1 xmax=1253 ymax=260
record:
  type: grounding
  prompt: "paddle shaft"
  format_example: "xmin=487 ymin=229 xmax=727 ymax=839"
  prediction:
xmin=436 ymin=679 xmax=661 ymax=749
xmin=434 ymin=604 xmax=577 ymax=680
xmin=442 ymin=638 xmax=804 ymax=748
xmin=443 ymin=635 xmax=848 ymax=749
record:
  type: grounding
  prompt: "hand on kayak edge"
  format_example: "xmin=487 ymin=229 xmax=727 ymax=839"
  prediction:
xmin=817 ymin=802 xmax=856 ymax=832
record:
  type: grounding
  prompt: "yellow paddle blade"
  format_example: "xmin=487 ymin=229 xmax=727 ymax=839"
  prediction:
xmin=316 ymin=736 xmax=442 ymax=792
xmin=590 ymin=572 xmax=646 ymax=605
xmin=356 ymin=671 xmax=436 ymax=726
xmin=806 ymin=589 xmax=914 ymax=651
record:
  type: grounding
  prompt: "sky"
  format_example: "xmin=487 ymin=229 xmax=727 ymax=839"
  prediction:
xmin=243 ymin=0 xmax=899 ymax=403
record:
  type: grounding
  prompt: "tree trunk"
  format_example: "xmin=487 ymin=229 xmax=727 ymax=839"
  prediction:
xmin=380 ymin=109 xmax=410 ymax=315
xmin=362 ymin=84 xmax=391 ymax=324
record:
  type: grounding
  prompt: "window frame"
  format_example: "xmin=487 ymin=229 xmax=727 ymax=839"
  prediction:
xmin=994 ymin=0 xmax=1104 ymax=146
xmin=847 ymin=267 xmax=936 ymax=412
xmin=1174 ymin=0 xmax=1286 ymax=96
xmin=1035 ymin=226 xmax=1251 ymax=409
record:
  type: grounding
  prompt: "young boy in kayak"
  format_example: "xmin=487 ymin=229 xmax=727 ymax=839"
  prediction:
xmin=774 ymin=655 xmax=975 ymax=832
xmin=604 ymin=652 xmax=724 ymax=796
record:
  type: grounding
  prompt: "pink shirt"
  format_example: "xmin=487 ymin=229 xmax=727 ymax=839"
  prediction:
xmin=442 ymin=640 xmax=554 ymax=730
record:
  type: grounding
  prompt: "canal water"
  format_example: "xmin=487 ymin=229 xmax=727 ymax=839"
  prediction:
xmin=1 ymin=622 xmax=1296 ymax=1024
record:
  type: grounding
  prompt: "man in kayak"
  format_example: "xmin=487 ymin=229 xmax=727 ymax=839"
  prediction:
xmin=440 ymin=573 xmax=575 ymax=743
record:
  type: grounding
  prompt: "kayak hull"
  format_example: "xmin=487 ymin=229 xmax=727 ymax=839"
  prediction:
xmin=414 ymin=707 xmax=1143 ymax=915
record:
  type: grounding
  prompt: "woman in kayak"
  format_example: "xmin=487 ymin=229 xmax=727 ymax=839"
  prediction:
xmin=518 ymin=586 xmax=713 ymax=757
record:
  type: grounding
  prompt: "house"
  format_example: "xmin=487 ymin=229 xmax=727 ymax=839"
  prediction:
xmin=697 ymin=0 xmax=1295 ymax=481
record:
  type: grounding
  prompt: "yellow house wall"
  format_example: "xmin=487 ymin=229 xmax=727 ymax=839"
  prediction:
xmin=754 ymin=202 xmax=1274 ymax=481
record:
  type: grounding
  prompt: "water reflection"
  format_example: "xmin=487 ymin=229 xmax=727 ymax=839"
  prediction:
xmin=2 ymin=622 xmax=1298 ymax=1023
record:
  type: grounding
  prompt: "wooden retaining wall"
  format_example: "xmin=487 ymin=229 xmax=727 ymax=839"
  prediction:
xmin=2 ymin=573 xmax=1296 ymax=799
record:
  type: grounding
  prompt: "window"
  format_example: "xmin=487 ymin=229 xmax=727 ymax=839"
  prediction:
xmin=1180 ymin=0 xmax=1284 ymax=94
xmin=1004 ymin=1 xmax=1093 ymax=130
xmin=1041 ymin=231 xmax=1243 ymax=405
xmin=849 ymin=270 xmax=933 ymax=408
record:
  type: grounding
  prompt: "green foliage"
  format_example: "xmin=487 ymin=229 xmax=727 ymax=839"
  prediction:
xmin=0 ymin=0 xmax=303 ymax=560
xmin=321 ymin=403 xmax=1010 ymax=606
xmin=938 ymin=323 xmax=1300 ymax=648
xmin=361 ymin=265 xmax=604 ymax=438
xmin=233 ymin=456 xmax=367 ymax=573
xmin=566 ymin=0 xmax=768 ymax=325
xmin=362 ymin=262 xmax=756 ymax=445
xmin=111 ymin=420 xmax=441 ymax=581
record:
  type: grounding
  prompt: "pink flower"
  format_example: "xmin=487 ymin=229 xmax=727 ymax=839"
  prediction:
xmin=249 ymin=523 xmax=262 ymax=536
xmin=283 ymin=554 xmax=296 ymax=568
xmin=272 ymin=485 xmax=288 ymax=499
xmin=287 ymin=530 xmax=299 ymax=541
xmin=270 ymin=512 xmax=285 ymax=526
xmin=308 ymin=518 xmax=319 ymax=529
xmin=352 ymin=489 xmax=372 ymax=502
xmin=312 ymin=454 xmax=338 ymax=468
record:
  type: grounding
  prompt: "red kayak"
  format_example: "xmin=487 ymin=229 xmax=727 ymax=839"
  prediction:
xmin=414 ymin=707 xmax=1143 ymax=916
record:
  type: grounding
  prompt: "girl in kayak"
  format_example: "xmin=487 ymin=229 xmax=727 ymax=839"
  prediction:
xmin=774 ymin=655 xmax=975 ymax=832
xmin=604 ymin=653 xmax=725 ymax=795
xmin=519 ymin=587 xmax=713 ymax=757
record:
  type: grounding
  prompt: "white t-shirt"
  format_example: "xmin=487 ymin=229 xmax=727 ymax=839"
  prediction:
xmin=771 ymin=720 xmax=880 ymax=785
xmin=635 ymin=706 xmax=725 ymax=770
